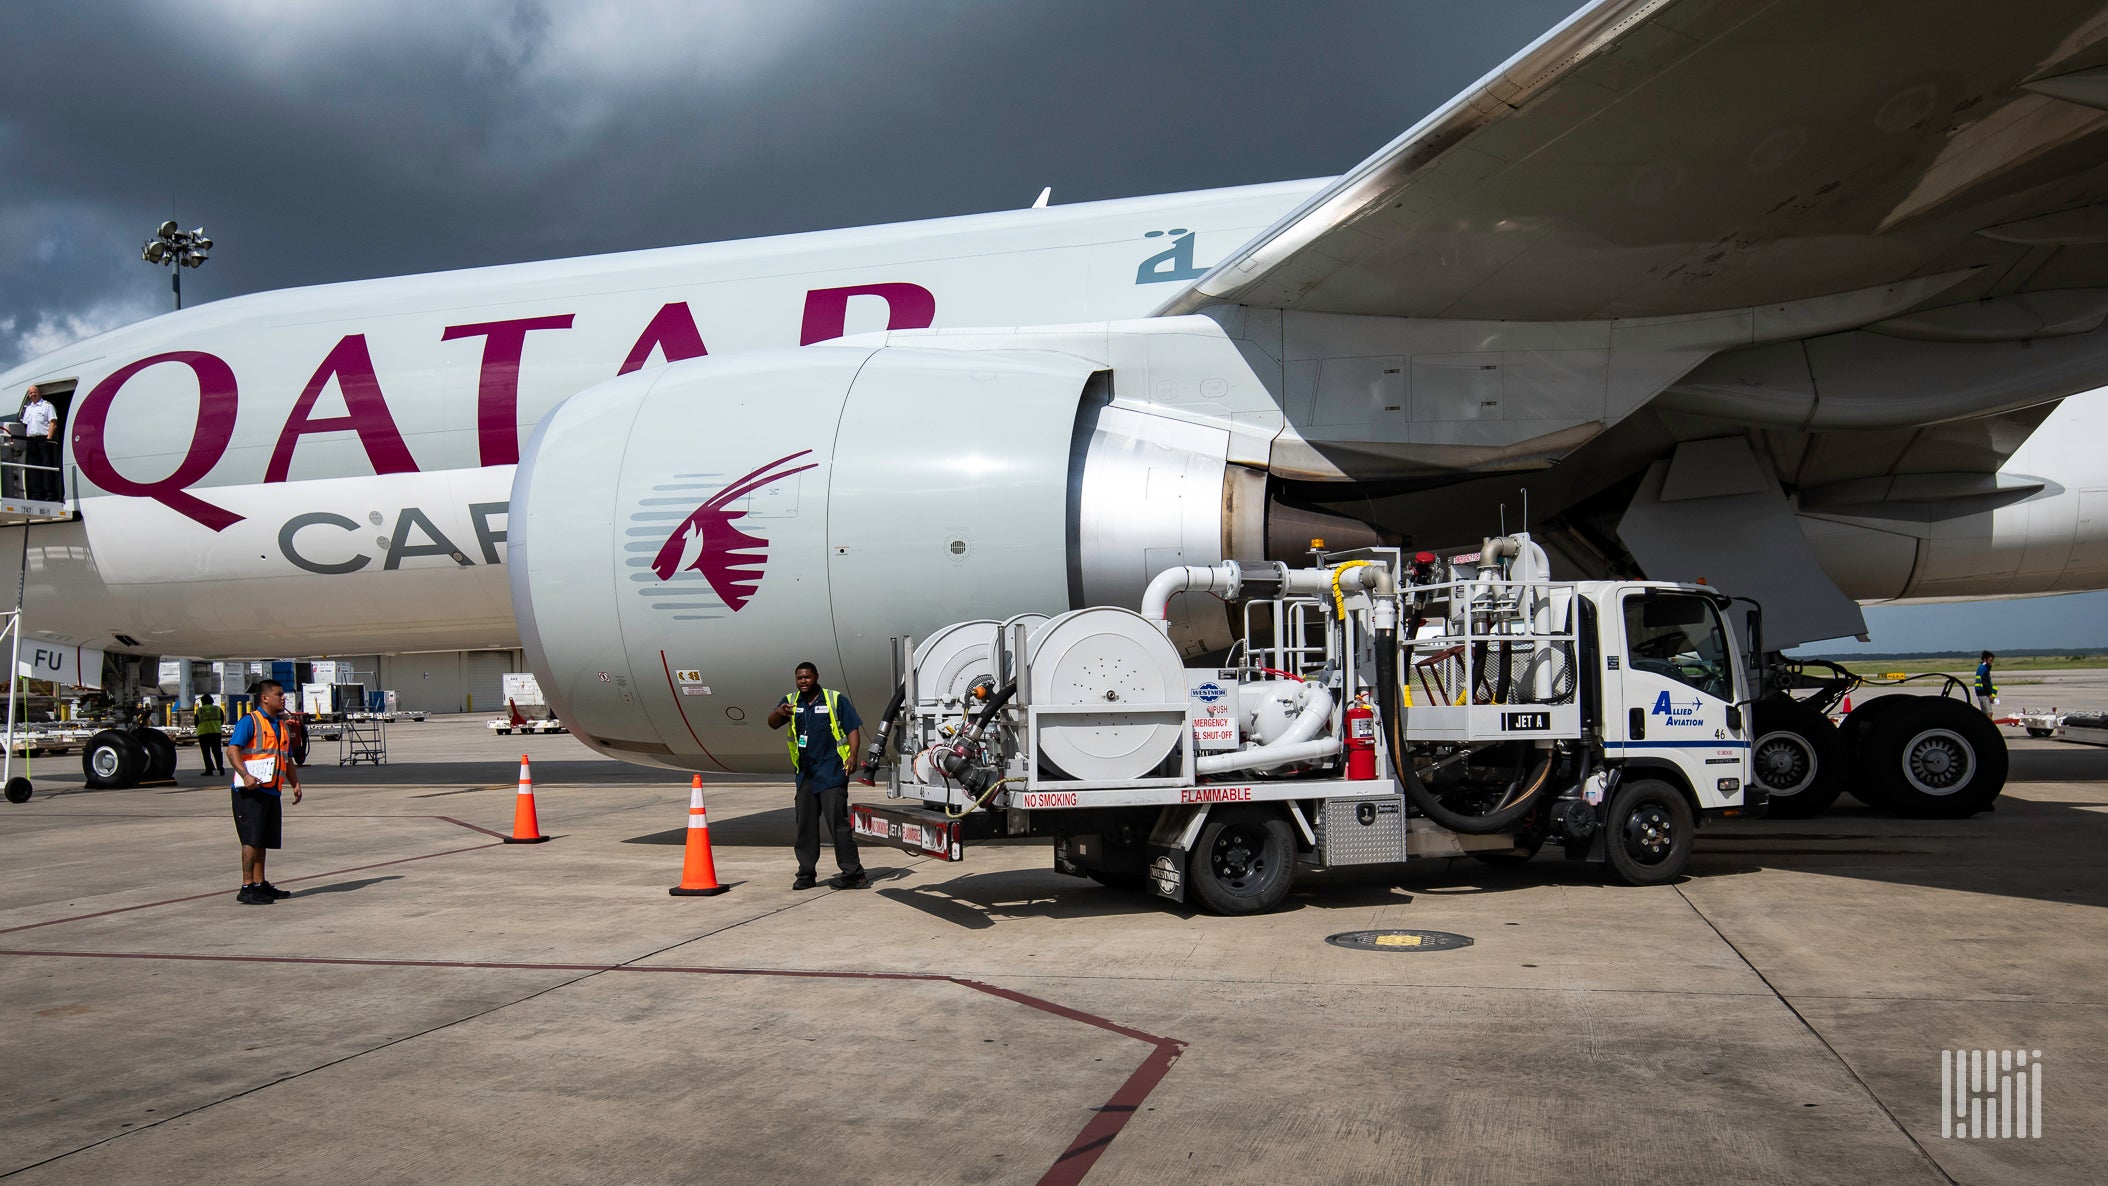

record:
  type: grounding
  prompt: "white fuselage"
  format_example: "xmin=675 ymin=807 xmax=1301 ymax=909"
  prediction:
xmin=5 ymin=173 xmax=2108 ymax=662
xmin=0 ymin=181 xmax=1322 ymax=656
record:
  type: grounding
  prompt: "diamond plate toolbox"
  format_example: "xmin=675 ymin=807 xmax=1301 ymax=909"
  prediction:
xmin=1315 ymin=794 xmax=1408 ymax=866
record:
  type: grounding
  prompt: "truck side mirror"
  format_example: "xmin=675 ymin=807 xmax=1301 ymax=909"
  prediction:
xmin=1629 ymin=707 xmax=1646 ymax=740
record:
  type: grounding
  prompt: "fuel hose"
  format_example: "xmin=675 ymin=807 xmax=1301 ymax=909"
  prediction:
xmin=1381 ymin=626 xmax=1555 ymax=834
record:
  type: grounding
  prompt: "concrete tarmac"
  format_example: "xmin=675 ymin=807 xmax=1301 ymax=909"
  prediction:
xmin=2 ymin=701 xmax=2104 ymax=1185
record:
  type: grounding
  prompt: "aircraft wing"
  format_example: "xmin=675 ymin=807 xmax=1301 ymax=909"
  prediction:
xmin=1156 ymin=0 xmax=2108 ymax=323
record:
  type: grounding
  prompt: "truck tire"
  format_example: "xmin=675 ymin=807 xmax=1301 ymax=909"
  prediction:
xmin=1750 ymin=697 xmax=1843 ymax=818
xmin=82 ymin=731 xmax=145 ymax=789
xmin=1187 ymin=807 xmax=1296 ymax=914
xmin=1602 ymin=778 xmax=1694 ymax=886
xmin=139 ymin=730 xmax=178 ymax=781
xmin=1859 ymin=697 xmax=2007 ymax=818
xmin=1839 ymin=696 xmax=1914 ymax=808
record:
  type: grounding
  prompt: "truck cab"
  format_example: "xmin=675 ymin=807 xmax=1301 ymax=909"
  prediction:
xmin=1599 ymin=584 xmax=1754 ymax=814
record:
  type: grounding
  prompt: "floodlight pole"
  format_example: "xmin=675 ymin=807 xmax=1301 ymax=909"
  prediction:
xmin=142 ymin=221 xmax=211 ymax=311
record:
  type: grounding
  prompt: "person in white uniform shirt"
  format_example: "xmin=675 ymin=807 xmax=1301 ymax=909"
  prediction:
xmin=18 ymin=386 xmax=57 ymax=501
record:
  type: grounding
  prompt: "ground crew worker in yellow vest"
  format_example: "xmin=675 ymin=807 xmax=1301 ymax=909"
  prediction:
xmin=193 ymin=692 xmax=226 ymax=777
xmin=223 ymin=679 xmax=303 ymax=905
xmin=766 ymin=660 xmax=867 ymax=890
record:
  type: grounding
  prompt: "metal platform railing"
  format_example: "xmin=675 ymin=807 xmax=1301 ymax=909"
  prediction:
xmin=1399 ymin=578 xmax=1581 ymax=743
xmin=0 ymin=460 xmax=75 ymax=525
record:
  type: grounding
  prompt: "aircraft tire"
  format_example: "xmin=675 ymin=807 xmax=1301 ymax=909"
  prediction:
xmin=82 ymin=731 xmax=145 ymax=789
xmin=1839 ymin=696 xmax=1914 ymax=809
xmin=139 ymin=730 xmax=179 ymax=781
xmin=1750 ymin=697 xmax=1844 ymax=819
xmin=1860 ymin=697 xmax=2007 ymax=818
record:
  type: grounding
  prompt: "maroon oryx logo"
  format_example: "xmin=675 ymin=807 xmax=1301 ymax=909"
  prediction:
xmin=649 ymin=450 xmax=818 ymax=611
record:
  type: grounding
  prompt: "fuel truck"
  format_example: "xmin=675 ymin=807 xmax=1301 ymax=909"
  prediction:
xmin=846 ymin=536 xmax=1769 ymax=913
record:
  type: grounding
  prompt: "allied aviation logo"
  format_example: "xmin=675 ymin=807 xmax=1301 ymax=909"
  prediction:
xmin=650 ymin=450 xmax=817 ymax=611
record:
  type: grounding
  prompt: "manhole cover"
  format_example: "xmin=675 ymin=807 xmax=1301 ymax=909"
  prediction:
xmin=1325 ymin=929 xmax=1473 ymax=952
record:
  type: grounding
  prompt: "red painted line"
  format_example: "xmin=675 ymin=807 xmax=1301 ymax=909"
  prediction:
xmin=0 ymin=823 xmax=504 ymax=936
xmin=0 ymin=948 xmax=1183 ymax=1182
xmin=1037 ymin=1039 xmax=1184 ymax=1186
xmin=961 ymin=976 xmax=1172 ymax=1047
xmin=660 ymin=650 xmax=733 ymax=772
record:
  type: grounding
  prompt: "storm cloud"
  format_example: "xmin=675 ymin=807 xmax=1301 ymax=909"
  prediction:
xmin=0 ymin=0 xmax=1576 ymax=371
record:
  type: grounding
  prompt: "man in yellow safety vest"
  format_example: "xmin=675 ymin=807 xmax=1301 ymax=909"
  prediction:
xmin=767 ymin=661 xmax=866 ymax=890
xmin=193 ymin=693 xmax=226 ymax=777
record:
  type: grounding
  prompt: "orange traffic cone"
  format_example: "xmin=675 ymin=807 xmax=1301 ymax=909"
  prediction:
xmin=1839 ymin=695 xmax=1855 ymax=716
xmin=504 ymin=754 xmax=550 ymax=844
xmin=669 ymin=775 xmax=728 ymax=896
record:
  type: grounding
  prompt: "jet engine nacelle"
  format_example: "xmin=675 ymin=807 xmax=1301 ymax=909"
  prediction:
xmin=510 ymin=343 xmax=1248 ymax=771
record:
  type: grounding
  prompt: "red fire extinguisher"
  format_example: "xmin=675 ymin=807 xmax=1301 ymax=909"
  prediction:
xmin=1345 ymin=697 xmax=1378 ymax=780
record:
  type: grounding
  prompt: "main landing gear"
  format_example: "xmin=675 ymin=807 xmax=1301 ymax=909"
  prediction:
xmin=82 ymin=726 xmax=181 ymax=790
xmin=1751 ymin=660 xmax=2006 ymax=820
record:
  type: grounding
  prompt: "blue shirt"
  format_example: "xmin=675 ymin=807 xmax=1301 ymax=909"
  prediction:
xmin=227 ymin=710 xmax=286 ymax=795
xmin=1976 ymin=662 xmax=1993 ymax=694
xmin=791 ymin=690 xmax=861 ymax=792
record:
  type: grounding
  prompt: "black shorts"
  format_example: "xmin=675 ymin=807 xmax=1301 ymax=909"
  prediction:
xmin=231 ymin=789 xmax=283 ymax=849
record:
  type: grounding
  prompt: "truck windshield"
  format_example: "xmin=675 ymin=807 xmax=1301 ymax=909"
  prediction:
xmin=1624 ymin=594 xmax=1731 ymax=699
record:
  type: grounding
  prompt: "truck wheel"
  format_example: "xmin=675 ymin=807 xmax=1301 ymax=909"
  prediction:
xmin=1839 ymin=696 xmax=1913 ymax=808
xmin=2026 ymin=727 xmax=2053 ymax=738
xmin=82 ymin=731 xmax=145 ymax=789
xmin=1186 ymin=808 xmax=1296 ymax=914
xmin=139 ymin=730 xmax=179 ymax=781
xmin=1861 ymin=697 xmax=2007 ymax=818
xmin=1750 ymin=697 xmax=1843 ymax=818
xmin=1602 ymin=778 xmax=1694 ymax=886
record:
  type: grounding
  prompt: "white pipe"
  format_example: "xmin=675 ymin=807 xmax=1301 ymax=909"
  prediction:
xmin=1140 ymin=563 xmax=1241 ymax=632
xmin=1278 ymin=568 xmax=1334 ymax=598
xmin=1197 ymin=737 xmax=1341 ymax=775
xmin=1196 ymin=682 xmax=1335 ymax=774
xmin=1506 ymin=537 xmax=1551 ymax=586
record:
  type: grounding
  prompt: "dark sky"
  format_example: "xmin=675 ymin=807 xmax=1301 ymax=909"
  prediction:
xmin=0 ymin=0 xmax=1576 ymax=367
xmin=4 ymin=0 xmax=2103 ymax=652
